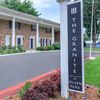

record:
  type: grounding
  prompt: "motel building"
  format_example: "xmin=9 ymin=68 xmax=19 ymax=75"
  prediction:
xmin=0 ymin=6 xmax=60 ymax=49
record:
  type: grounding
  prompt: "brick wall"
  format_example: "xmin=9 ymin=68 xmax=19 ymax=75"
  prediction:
xmin=0 ymin=19 xmax=53 ymax=49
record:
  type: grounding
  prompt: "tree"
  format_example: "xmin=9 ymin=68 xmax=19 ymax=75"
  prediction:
xmin=84 ymin=0 xmax=100 ymax=47
xmin=0 ymin=0 xmax=41 ymax=17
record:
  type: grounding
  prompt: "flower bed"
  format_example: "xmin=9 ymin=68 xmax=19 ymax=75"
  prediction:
xmin=5 ymin=70 xmax=100 ymax=100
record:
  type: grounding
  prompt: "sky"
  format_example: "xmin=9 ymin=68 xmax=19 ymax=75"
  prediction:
xmin=33 ymin=0 xmax=60 ymax=23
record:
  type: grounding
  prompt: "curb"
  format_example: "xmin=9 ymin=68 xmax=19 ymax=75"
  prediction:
xmin=0 ymin=68 xmax=60 ymax=99
xmin=0 ymin=50 xmax=60 ymax=57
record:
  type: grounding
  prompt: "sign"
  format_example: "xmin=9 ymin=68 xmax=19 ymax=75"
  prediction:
xmin=67 ymin=1 xmax=84 ymax=93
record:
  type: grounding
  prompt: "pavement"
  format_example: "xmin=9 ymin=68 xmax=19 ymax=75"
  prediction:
xmin=0 ymin=51 xmax=60 ymax=90
xmin=0 ymin=50 xmax=100 ymax=90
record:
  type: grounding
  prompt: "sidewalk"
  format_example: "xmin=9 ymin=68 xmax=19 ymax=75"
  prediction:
xmin=0 ymin=50 xmax=60 ymax=57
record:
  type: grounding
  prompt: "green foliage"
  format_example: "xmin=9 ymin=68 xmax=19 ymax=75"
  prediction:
xmin=84 ymin=33 xmax=89 ymax=41
xmin=0 ymin=45 xmax=26 ymax=54
xmin=52 ymin=42 xmax=60 ymax=50
xmin=84 ymin=0 xmax=100 ymax=41
xmin=18 ymin=82 xmax=32 ymax=98
xmin=36 ymin=46 xmax=54 ymax=51
xmin=0 ymin=0 xmax=41 ymax=16
xmin=46 ymin=46 xmax=54 ymax=50
xmin=17 ymin=45 xmax=26 ymax=52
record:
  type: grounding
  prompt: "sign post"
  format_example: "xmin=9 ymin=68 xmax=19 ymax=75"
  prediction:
xmin=57 ymin=0 xmax=84 ymax=98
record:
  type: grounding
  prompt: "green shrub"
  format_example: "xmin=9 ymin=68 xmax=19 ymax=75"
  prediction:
xmin=17 ymin=45 xmax=26 ymax=52
xmin=46 ymin=46 xmax=54 ymax=50
xmin=36 ymin=47 xmax=44 ymax=51
xmin=52 ymin=42 xmax=60 ymax=50
xmin=1 ymin=45 xmax=7 ymax=50
xmin=18 ymin=82 xmax=32 ymax=98
xmin=36 ymin=46 xmax=56 ymax=51
xmin=0 ymin=45 xmax=26 ymax=55
xmin=7 ymin=45 xmax=12 ymax=49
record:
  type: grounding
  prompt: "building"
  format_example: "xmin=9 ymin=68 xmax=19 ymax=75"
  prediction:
xmin=0 ymin=6 xmax=60 ymax=49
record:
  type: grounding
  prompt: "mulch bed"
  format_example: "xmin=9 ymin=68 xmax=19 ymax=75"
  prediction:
xmin=69 ymin=85 xmax=100 ymax=100
xmin=5 ymin=85 xmax=100 ymax=100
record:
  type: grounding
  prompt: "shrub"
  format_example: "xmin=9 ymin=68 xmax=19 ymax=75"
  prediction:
xmin=18 ymin=82 xmax=32 ymax=99
xmin=17 ymin=45 xmax=26 ymax=52
xmin=46 ymin=46 xmax=54 ymax=50
xmin=36 ymin=47 xmax=47 ymax=51
xmin=52 ymin=42 xmax=60 ymax=50
xmin=1 ymin=45 xmax=7 ymax=50
xmin=0 ymin=45 xmax=26 ymax=55
xmin=7 ymin=45 xmax=12 ymax=49
xmin=36 ymin=47 xmax=44 ymax=51
xmin=36 ymin=46 xmax=54 ymax=51
xmin=22 ymin=70 xmax=60 ymax=100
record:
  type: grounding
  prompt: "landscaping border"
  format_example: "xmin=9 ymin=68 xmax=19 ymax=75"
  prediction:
xmin=0 ymin=68 xmax=60 ymax=99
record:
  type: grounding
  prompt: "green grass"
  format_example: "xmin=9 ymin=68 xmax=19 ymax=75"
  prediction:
xmin=84 ymin=47 xmax=100 ymax=51
xmin=85 ymin=56 xmax=100 ymax=87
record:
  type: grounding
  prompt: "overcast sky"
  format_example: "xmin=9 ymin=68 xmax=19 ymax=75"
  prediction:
xmin=33 ymin=0 xmax=60 ymax=23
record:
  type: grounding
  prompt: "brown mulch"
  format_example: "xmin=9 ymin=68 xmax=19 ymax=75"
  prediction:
xmin=69 ymin=85 xmax=100 ymax=100
xmin=5 ymin=85 xmax=100 ymax=100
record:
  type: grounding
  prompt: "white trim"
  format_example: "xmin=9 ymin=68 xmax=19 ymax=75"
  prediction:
xmin=36 ymin=23 xmax=40 ymax=47
xmin=52 ymin=26 xmax=55 ymax=44
xmin=5 ymin=35 xmax=11 ymax=46
xmin=29 ymin=36 xmax=35 ymax=49
xmin=12 ymin=17 xmax=15 ymax=47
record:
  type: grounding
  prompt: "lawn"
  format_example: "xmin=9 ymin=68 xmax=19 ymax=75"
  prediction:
xmin=84 ymin=47 xmax=100 ymax=51
xmin=85 ymin=56 xmax=100 ymax=87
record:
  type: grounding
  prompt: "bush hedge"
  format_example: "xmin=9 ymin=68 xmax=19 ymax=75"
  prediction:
xmin=52 ymin=42 xmax=60 ymax=50
xmin=36 ymin=46 xmax=54 ymax=51
xmin=36 ymin=42 xmax=60 ymax=51
xmin=0 ymin=45 xmax=26 ymax=54
xmin=21 ymin=70 xmax=60 ymax=100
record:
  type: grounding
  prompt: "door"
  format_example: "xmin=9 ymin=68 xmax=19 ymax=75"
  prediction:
xmin=30 ymin=38 xmax=33 ymax=49
xmin=29 ymin=37 xmax=35 ymax=49
xmin=17 ymin=38 xmax=21 ymax=46
xmin=16 ymin=35 xmax=23 ymax=46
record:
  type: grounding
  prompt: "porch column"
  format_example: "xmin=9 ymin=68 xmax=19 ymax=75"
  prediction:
xmin=52 ymin=26 xmax=55 ymax=44
xmin=36 ymin=23 xmax=40 ymax=47
xmin=12 ymin=17 xmax=15 ymax=47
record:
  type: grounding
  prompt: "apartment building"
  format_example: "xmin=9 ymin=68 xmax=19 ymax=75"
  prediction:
xmin=0 ymin=6 xmax=60 ymax=49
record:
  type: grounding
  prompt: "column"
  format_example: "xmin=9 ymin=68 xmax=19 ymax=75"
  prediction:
xmin=36 ymin=23 xmax=40 ymax=47
xmin=12 ymin=17 xmax=15 ymax=47
xmin=52 ymin=26 xmax=55 ymax=44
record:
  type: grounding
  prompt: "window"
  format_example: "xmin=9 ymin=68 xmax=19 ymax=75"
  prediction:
xmin=31 ymin=25 xmax=36 ymax=31
xmin=9 ymin=21 xmax=21 ymax=30
xmin=16 ymin=22 xmax=21 ymax=30
xmin=9 ymin=21 xmax=12 ymax=29
xmin=45 ymin=28 xmax=51 ymax=33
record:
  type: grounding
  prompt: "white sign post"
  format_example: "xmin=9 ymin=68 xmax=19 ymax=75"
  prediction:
xmin=57 ymin=0 xmax=84 ymax=99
